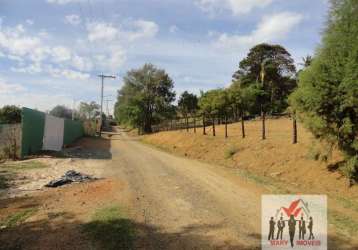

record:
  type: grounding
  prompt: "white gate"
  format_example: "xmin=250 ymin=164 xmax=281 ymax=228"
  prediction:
xmin=42 ymin=115 xmax=64 ymax=151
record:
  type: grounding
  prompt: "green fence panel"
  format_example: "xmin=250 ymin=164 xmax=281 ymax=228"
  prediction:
xmin=63 ymin=119 xmax=84 ymax=145
xmin=21 ymin=107 xmax=45 ymax=158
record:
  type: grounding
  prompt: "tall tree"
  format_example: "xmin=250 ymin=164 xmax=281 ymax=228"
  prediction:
xmin=229 ymin=82 xmax=258 ymax=138
xmin=79 ymin=101 xmax=100 ymax=120
xmin=178 ymin=91 xmax=198 ymax=116
xmin=49 ymin=105 xmax=73 ymax=119
xmin=199 ymin=89 xmax=230 ymax=137
xmin=290 ymin=0 xmax=358 ymax=180
xmin=115 ymin=64 xmax=176 ymax=133
xmin=233 ymin=43 xmax=297 ymax=114
xmin=233 ymin=43 xmax=296 ymax=139
xmin=0 ymin=105 xmax=21 ymax=124
xmin=178 ymin=91 xmax=198 ymax=131
xmin=300 ymin=55 xmax=313 ymax=68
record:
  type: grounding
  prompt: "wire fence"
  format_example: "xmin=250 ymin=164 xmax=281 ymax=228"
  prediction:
xmin=150 ymin=113 xmax=299 ymax=144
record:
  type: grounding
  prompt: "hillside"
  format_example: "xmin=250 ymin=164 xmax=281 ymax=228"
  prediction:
xmin=142 ymin=118 xmax=358 ymax=198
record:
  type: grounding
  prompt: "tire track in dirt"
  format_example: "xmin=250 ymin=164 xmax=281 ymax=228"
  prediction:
xmin=104 ymin=129 xmax=263 ymax=249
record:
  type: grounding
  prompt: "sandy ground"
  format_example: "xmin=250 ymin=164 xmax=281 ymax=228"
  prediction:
xmin=0 ymin=127 xmax=357 ymax=249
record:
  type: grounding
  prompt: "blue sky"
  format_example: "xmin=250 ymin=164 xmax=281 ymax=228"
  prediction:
xmin=0 ymin=0 xmax=328 ymax=113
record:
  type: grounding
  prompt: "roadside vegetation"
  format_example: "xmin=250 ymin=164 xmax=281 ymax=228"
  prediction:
xmin=83 ymin=205 xmax=135 ymax=250
xmin=116 ymin=0 xmax=358 ymax=183
xmin=0 ymin=208 xmax=37 ymax=229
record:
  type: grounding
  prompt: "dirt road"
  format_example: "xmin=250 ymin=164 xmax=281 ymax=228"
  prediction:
xmin=106 ymin=130 xmax=263 ymax=249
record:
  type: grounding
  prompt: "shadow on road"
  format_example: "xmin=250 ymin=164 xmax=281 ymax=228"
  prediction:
xmin=32 ymin=136 xmax=113 ymax=160
xmin=1 ymin=207 xmax=356 ymax=250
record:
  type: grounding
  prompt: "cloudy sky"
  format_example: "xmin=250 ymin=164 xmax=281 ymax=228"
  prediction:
xmin=0 ymin=0 xmax=328 ymax=114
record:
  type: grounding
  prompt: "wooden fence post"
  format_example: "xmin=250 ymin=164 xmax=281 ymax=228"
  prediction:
xmin=261 ymin=107 xmax=266 ymax=140
xmin=194 ymin=116 xmax=196 ymax=133
xmin=203 ymin=115 xmax=206 ymax=135
xmin=225 ymin=115 xmax=228 ymax=138
xmin=186 ymin=116 xmax=189 ymax=132
xmin=293 ymin=112 xmax=297 ymax=144
xmin=241 ymin=110 xmax=245 ymax=138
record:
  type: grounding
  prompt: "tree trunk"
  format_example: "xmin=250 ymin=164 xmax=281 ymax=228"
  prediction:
xmin=186 ymin=116 xmax=189 ymax=132
xmin=212 ymin=116 xmax=216 ymax=136
xmin=241 ymin=110 xmax=245 ymax=138
xmin=203 ymin=115 xmax=206 ymax=135
xmin=293 ymin=112 xmax=297 ymax=144
xmin=194 ymin=116 xmax=196 ymax=133
xmin=261 ymin=105 xmax=266 ymax=140
xmin=225 ymin=115 xmax=228 ymax=138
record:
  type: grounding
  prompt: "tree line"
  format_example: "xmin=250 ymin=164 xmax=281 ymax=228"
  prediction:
xmin=115 ymin=43 xmax=300 ymax=136
xmin=115 ymin=0 xmax=358 ymax=181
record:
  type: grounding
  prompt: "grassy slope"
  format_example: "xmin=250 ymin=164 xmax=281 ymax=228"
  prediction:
xmin=142 ymin=118 xmax=358 ymax=240
xmin=143 ymin=118 xmax=357 ymax=197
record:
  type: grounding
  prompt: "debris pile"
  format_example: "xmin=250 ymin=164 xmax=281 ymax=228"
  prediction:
xmin=45 ymin=170 xmax=96 ymax=188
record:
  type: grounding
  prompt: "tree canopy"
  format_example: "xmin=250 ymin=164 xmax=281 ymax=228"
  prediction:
xmin=49 ymin=105 xmax=73 ymax=119
xmin=178 ymin=91 xmax=198 ymax=117
xmin=79 ymin=101 xmax=100 ymax=120
xmin=115 ymin=64 xmax=176 ymax=133
xmin=233 ymin=43 xmax=297 ymax=113
xmin=290 ymin=0 xmax=358 ymax=179
xmin=0 ymin=105 xmax=21 ymax=124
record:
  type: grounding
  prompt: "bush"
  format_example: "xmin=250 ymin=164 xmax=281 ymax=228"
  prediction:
xmin=83 ymin=120 xmax=98 ymax=136
xmin=290 ymin=0 xmax=358 ymax=181
xmin=225 ymin=146 xmax=239 ymax=159
xmin=0 ymin=124 xmax=21 ymax=160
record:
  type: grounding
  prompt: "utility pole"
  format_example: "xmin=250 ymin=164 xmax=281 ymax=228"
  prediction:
xmin=104 ymin=99 xmax=113 ymax=117
xmin=98 ymin=74 xmax=116 ymax=136
xmin=72 ymin=99 xmax=76 ymax=120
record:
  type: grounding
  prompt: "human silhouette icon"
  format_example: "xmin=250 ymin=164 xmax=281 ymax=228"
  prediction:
xmin=276 ymin=216 xmax=285 ymax=240
xmin=308 ymin=217 xmax=315 ymax=240
xmin=268 ymin=217 xmax=276 ymax=240
xmin=288 ymin=215 xmax=296 ymax=247
xmin=299 ymin=216 xmax=306 ymax=240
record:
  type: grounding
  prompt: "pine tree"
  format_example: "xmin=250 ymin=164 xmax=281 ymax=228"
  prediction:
xmin=290 ymin=0 xmax=358 ymax=181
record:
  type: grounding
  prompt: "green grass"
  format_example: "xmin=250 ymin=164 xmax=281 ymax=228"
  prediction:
xmin=0 ymin=175 xmax=9 ymax=189
xmin=335 ymin=196 xmax=358 ymax=213
xmin=1 ymin=161 xmax=48 ymax=171
xmin=234 ymin=168 xmax=292 ymax=194
xmin=0 ymin=208 xmax=37 ymax=228
xmin=83 ymin=206 xmax=135 ymax=250
xmin=329 ymin=210 xmax=358 ymax=236
xmin=224 ymin=146 xmax=239 ymax=159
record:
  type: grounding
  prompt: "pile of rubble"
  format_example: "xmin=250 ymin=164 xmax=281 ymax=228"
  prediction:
xmin=45 ymin=170 xmax=97 ymax=188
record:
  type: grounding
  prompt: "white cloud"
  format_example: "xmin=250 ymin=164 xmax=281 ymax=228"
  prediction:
xmin=0 ymin=79 xmax=26 ymax=94
xmin=86 ymin=19 xmax=159 ymax=43
xmin=47 ymin=0 xmax=84 ymax=5
xmin=0 ymin=21 xmax=93 ymax=80
xmin=215 ymin=12 xmax=303 ymax=50
xmin=196 ymin=0 xmax=274 ymax=16
xmin=127 ymin=20 xmax=159 ymax=41
xmin=11 ymin=63 xmax=43 ymax=74
xmin=25 ymin=19 xmax=34 ymax=25
xmin=51 ymin=46 xmax=72 ymax=62
xmin=71 ymin=55 xmax=93 ymax=71
xmin=87 ymin=21 xmax=118 ymax=42
xmin=64 ymin=14 xmax=81 ymax=26
xmin=169 ymin=25 xmax=179 ymax=33
xmin=47 ymin=66 xmax=90 ymax=80
xmin=0 ymin=91 xmax=73 ymax=112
